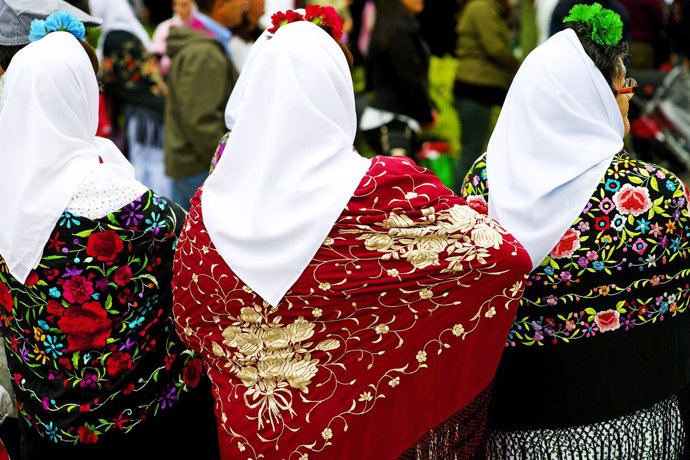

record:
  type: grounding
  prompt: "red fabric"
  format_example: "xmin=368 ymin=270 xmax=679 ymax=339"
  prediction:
xmin=172 ymin=156 xmax=531 ymax=459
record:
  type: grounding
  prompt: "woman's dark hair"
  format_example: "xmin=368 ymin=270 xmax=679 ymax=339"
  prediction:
xmin=195 ymin=0 xmax=215 ymax=14
xmin=0 ymin=45 xmax=25 ymax=71
xmin=80 ymin=39 xmax=100 ymax=75
xmin=566 ymin=22 xmax=629 ymax=85
xmin=337 ymin=40 xmax=354 ymax=69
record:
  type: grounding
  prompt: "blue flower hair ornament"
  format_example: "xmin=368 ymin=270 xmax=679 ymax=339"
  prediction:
xmin=29 ymin=11 xmax=86 ymax=43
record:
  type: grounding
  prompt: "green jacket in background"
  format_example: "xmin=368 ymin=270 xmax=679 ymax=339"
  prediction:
xmin=455 ymin=0 xmax=519 ymax=89
xmin=164 ymin=26 xmax=237 ymax=180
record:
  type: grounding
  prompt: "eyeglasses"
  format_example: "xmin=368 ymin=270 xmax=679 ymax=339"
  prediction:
xmin=615 ymin=77 xmax=637 ymax=96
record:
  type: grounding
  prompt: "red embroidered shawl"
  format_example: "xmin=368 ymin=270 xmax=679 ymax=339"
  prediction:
xmin=172 ymin=156 xmax=531 ymax=459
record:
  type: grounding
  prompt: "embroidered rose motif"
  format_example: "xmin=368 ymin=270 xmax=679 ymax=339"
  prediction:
xmin=0 ymin=283 xmax=13 ymax=313
xmin=594 ymin=309 xmax=621 ymax=333
xmin=466 ymin=195 xmax=488 ymax=215
xmin=77 ymin=425 xmax=98 ymax=444
xmin=112 ymin=266 xmax=132 ymax=287
xmin=182 ymin=358 xmax=204 ymax=388
xmin=25 ymin=271 xmax=39 ymax=286
xmin=105 ymin=352 xmax=133 ymax=377
xmin=58 ymin=301 xmax=112 ymax=351
xmin=46 ymin=300 xmax=65 ymax=318
xmin=612 ymin=184 xmax=652 ymax=216
xmin=62 ymin=276 xmax=95 ymax=304
xmin=550 ymin=228 xmax=581 ymax=259
xmin=364 ymin=234 xmax=394 ymax=251
xmin=86 ymin=230 xmax=124 ymax=262
xmin=471 ymin=223 xmax=503 ymax=249
xmin=445 ymin=205 xmax=477 ymax=233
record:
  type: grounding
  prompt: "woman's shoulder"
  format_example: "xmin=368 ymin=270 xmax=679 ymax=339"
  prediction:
xmin=607 ymin=153 xmax=689 ymax=204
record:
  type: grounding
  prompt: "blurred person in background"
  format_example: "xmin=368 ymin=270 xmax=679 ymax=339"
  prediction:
xmin=228 ymin=0 xmax=265 ymax=70
xmin=454 ymin=0 xmax=519 ymax=190
xmin=618 ymin=0 xmax=664 ymax=69
xmin=535 ymin=0 xmax=559 ymax=44
xmin=417 ymin=0 xmax=457 ymax=57
xmin=89 ymin=0 xmax=173 ymax=198
xmin=152 ymin=0 xmax=197 ymax=77
xmin=360 ymin=0 xmax=438 ymax=160
xmin=164 ymin=0 xmax=246 ymax=208
xmin=669 ymin=0 xmax=690 ymax=65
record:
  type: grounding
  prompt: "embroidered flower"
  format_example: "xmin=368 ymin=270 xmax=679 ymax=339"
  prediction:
xmin=550 ymin=228 xmax=581 ymax=259
xmin=105 ymin=352 xmax=132 ymax=377
xmin=452 ymin=324 xmax=465 ymax=336
xmin=611 ymin=214 xmax=626 ymax=232
xmin=598 ymin=198 xmax=615 ymax=215
xmin=58 ymin=301 xmax=112 ymax=351
xmin=86 ymin=231 xmax=124 ymax=263
xmin=322 ymin=427 xmax=333 ymax=440
xmin=594 ymin=216 xmax=610 ymax=231
xmin=612 ymin=184 xmax=652 ymax=216
xmin=466 ymin=195 xmax=488 ymax=215
xmin=632 ymin=238 xmax=648 ymax=255
xmin=62 ymin=275 xmax=94 ymax=304
xmin=594 ymin=309 xmax=621 ymax=333
xmin=112 ymin=266 xmax=132 ymax=287
xmin=0 ymin=283 xmax=13 ymax=313
xmin=182 ymin=358 xmax=204 ymax=388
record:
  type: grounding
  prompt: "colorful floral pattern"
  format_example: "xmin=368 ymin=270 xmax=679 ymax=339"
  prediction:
xmin=462 ymin=152 xmax=690 ymax=347
xmin=102 ymin=31 xmax=167 ymax=100
xmin=0 ymin=191 xmax=201 ymax=445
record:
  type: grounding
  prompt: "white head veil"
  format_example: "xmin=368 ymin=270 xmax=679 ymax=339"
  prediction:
xmin=203 ymin=21 xmax=371 ymax=307
xmin=486 ymin=29 xmax=624 ymax=269
xmin=0 ymin=32 xmax=136 ymax=283
xmin=89 ymin=0 xmax=153 ymax=51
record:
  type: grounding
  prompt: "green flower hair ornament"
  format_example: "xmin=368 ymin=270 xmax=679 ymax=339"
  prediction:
xmin=563 ymin=2 xmax=623 ymax=46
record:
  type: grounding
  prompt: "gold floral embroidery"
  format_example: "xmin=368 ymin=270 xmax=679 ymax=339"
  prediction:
xmin=351 ymin=204 xmax=506 ymax=272
xmin=213 ymin=308 xmax=340 ymax=430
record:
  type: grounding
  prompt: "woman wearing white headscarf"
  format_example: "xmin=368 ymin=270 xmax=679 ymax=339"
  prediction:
xmin=88 ymin=0 xmax=172 ymax=199
xmin=0 ymin=25 xmax=218 ymax=460
xmin=461 ymin=4 xmax=690 ymax=458
xmin=173 ymin=8 xmax=533 ymax=459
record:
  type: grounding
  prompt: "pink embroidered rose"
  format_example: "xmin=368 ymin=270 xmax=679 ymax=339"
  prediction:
xmin=466 ymin=195 xmax=488 ymax=215
xmin=594 ymin=309 xmax=620 ymax=333
xmin=550 ymin=228 xmax=581 ymax=259
xmin=683 ymin=182 xmax=690 ymax=211
xmin=63 ymin=276 xmax=94 ymax=305
xmin=612 ymin=184 xmax=652 ymax=216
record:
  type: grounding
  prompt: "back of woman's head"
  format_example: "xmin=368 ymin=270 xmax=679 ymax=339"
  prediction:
xmin=2 ymin=31 xmax=100 ymax=141
xmin=564 ymin=3 xmax=628 ymax=85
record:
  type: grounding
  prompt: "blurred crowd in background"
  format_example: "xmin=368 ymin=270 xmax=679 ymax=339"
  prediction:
xmin=70 ymin=0 xmax=690 ymax=205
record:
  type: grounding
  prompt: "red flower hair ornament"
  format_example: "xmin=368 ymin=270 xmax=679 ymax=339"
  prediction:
xmin=268 ymin=5 xmax=344 ymax=41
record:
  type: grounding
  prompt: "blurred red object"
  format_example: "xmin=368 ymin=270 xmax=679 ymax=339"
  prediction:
xmin=96 ymin=94 xmax=112 ymax=138
xmin=0 ymin=439 xmax=10 ymax=460
xmin=417 ymin=141 xmax=451 ymax=160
